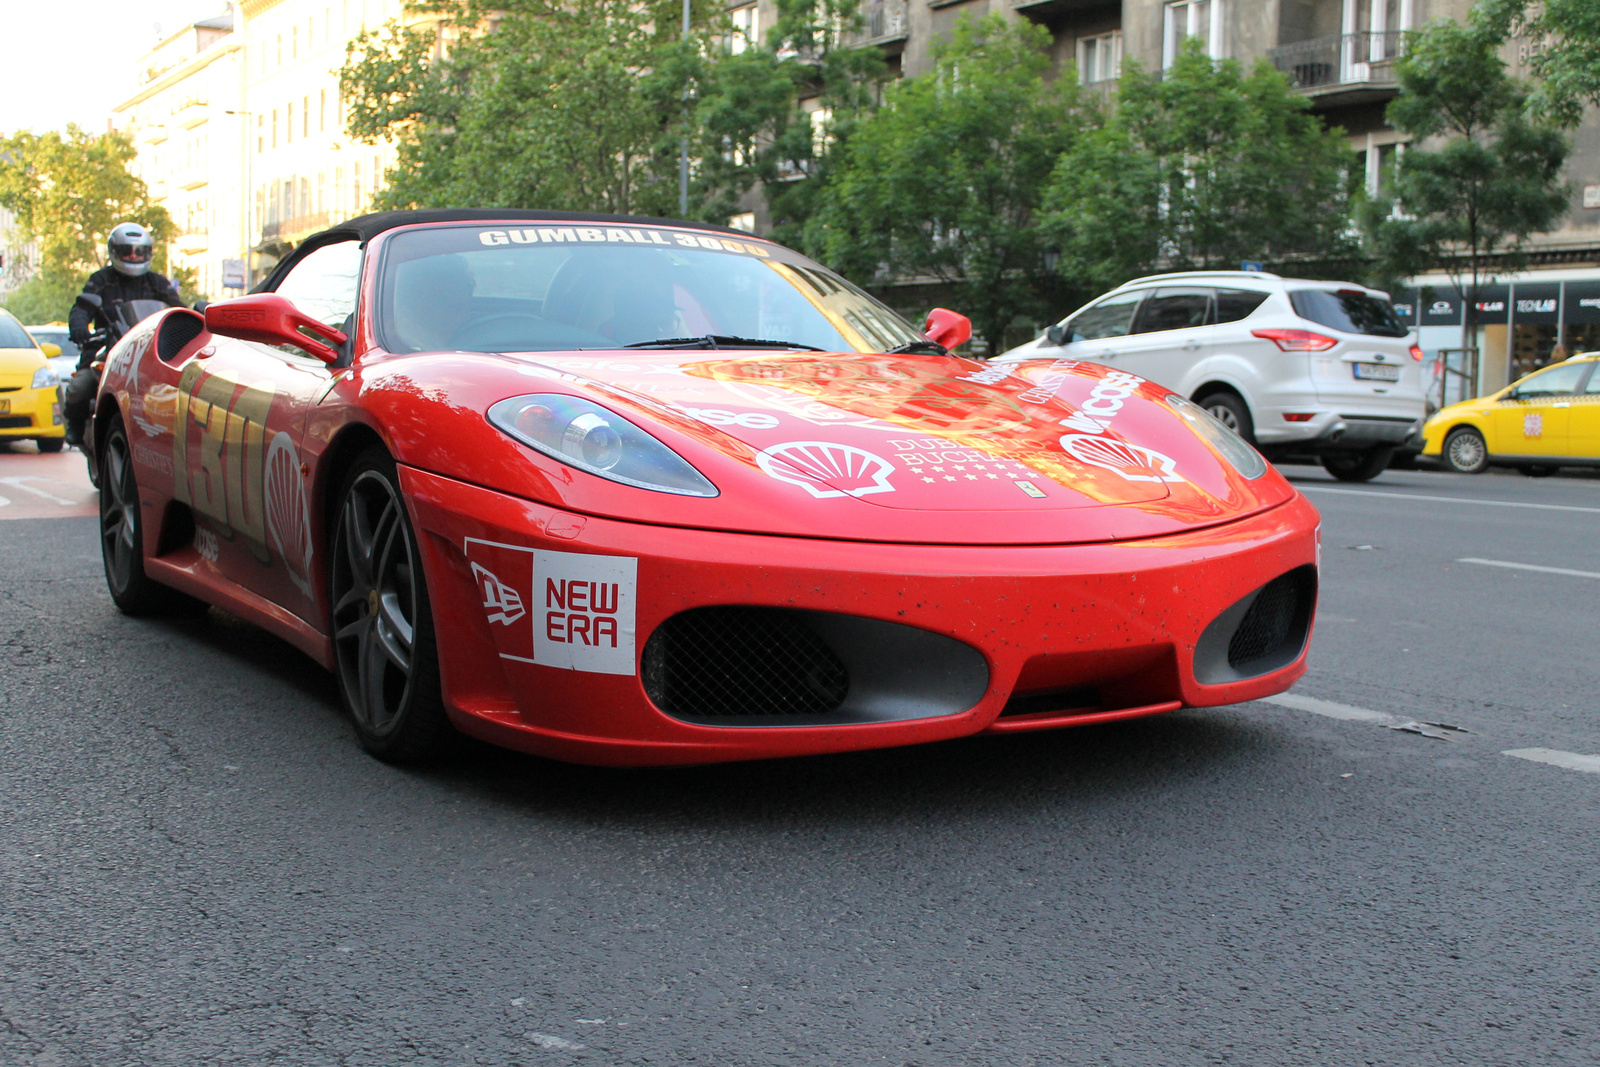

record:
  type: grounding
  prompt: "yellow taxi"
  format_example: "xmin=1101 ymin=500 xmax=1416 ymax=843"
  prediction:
xmin=1422 ymin=351 xmax=1600 ymax=475
xmin=0 ymin=307 xmax=66 ymax=452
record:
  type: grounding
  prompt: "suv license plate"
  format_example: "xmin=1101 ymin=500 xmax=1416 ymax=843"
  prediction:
xmin=1353 ymin=362 xmax=1400 ymax=382
xmin=0 ymin=398 xmax=9 ymax=413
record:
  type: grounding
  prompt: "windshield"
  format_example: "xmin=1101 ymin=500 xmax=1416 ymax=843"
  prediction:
xmin=1290 ymin=288 xmax=1408 ymax=337
xmin=0 ymin=315 xmax=36 ymax=349
xmin=375 ymin=224 xmax=926 ymax=355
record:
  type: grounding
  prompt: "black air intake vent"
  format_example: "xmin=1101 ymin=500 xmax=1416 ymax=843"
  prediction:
xmin=641 ymin=607 xmax=990 ymax=727
xmin=156 ymin=310 xmax=206 ymax=362
xmin=642 ymin=607 xmax=849 ymax=719
xmin=1193 ymin=565 xmax=1317 ymax=684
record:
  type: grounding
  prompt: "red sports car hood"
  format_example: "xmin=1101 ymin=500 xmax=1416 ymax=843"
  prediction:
xmin=447 ymin=350 xmax=1297 ymax=543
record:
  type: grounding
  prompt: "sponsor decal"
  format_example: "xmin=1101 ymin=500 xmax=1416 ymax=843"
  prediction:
xmin=461 ymin=540 xmax=638 ymax=675
xmin=472 ymin=562 xmax=525 ymax=625
xmin=1580 ymin=298 xmax=1600 ymax=310
xmin=172 ymin=365 xmax=279 ymax=567
xmin=1516 ymin=298 xmax=1557 ymax=314
xmin=265 ymin=432 xmax=314 ymax=596
xmin=719 ymin=380 xmax=900 ymax=431
xmin=884 ymin=436 xmax=1042 ymax=483
xmin=683 ymin=407 xmax=780 ymax=429
xmin=1059 ymin=434 xmax=1183 ymax=483
xmin=956 ymin=364 xmax=1014 ymax=387
xmin=1430 ymin=300 xmax=1456 ymax=315
xmin=477 ymin=226 xmax=771 ymax=258
xmin=534 ymin=550 xmax=637 ymax=674
xmin=756 ymin=441 xmax=896 ymax=498
xmin=1017 ymin=360 xmax=1083 ymax=405
xmin=194 ymin=525 xmax=219 ymax=562
xmin=131 ymin=442 xmax=173 ymax=478
xmin=1015 ymin=480 xmax=1046 ymax=498
xmin=1524 ymin=412 xmax=1543 ymax=438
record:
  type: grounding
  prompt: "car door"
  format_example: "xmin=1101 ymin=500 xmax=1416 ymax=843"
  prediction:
xmin=170 ymin=240 xmax=363 ymax=615
xmin=1043 ymin=289 xmax=1146 ymax=364
xmin=1566 ymin=361 xmax=1600 ymax=459
xmin=1106 ymin=286 xmax=1215 ymax=388
xmin=1485 ymin=360 xmax=1587 ymax=458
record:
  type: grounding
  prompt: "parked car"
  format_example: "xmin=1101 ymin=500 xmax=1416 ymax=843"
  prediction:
xmin=90 ymin=210 xmax=1318 ymax=767
xmin=25 ymin=323 xmax=82 ymax=381
xmin=1422 ymin=351 xmax=1600 ymax=475
xmin=994 ymin=271 xmax=1428 ymax=482
xmin=0 ymin=308 xmax=66 ymax=452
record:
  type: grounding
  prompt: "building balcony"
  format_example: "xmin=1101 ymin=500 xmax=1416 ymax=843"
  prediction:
xmin=260 ymin=210 xmax=332 ymax=248
xmin=849 ymin=0 xmax=908 ymax=46
xmin=178 ymin=175 xmax=209 ymax=191
xmin=174 ymin=100 xmax=210 ymax=129
xmin=1267 ymin=31 xmax=1403 ymax=107
xmin=140 ymin=124 xmax=169 ymax=145
xmin=175 ymin=229 xmax=209 ymax=255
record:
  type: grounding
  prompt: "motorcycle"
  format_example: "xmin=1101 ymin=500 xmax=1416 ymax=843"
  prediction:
xmin=71 ymin=293 xmax=171 ymax=489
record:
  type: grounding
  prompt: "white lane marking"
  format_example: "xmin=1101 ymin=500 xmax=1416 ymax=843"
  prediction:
xmin=1456 ymin=557 xmax=1600 ymax=581
xmin=525 ymin=1033 xmax=585 ymax=1051
xmin=1299 ymin=485 xmax=1600 ymax=515
xmin=0 ymin=477 xmax=78 ymax=506
xmin=1259 ymin=693 xmax=1398 ymax=724
xmin=1503 ymin=748 xmax=1600 ymax=775
xmin=0 ymin=494 xmax=9 ymax=508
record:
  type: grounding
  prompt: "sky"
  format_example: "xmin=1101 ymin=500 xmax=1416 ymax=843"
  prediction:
xmin=3 ymin=0 xmax=224 ymax=136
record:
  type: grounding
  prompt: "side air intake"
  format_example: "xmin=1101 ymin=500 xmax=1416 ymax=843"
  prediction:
xmin=1192 ymin=565 xmax=1317 ymax=684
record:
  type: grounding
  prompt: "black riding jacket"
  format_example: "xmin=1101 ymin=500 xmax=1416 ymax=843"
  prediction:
xmin=67 ymin=267 xmax=184 ymax=365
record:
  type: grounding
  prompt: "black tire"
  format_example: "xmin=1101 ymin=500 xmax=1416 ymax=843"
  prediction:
xmin=99 ymin=418 xmax=193 ymax=616
xmin=1441 ymin=427 xmax=1489 ymax=474
xmin=329 ymin=447 xmax=451 ymax=763
xmin=1195 ymin=391 xmax=1255 ymax=445
xmin=37 ymin=437 xmax=64 ymax=453
xmin=1320 ymin=446 xmax=1396 ymax=483
xmin=1518 ymin=464 xmax=1559 ymax=478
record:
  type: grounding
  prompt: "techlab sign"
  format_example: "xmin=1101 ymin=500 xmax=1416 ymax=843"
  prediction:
xmin=463 ymin=539 xmax=637 ymax=675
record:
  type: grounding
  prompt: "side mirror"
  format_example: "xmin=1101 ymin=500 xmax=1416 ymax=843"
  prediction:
xmin=39 ymin=342 xmax=61 ymax=358
xmin=923 ymin=307 xmax=972 ymax=351
xmin=204 ymin=292 xmax=347 ymax=364
xmin=74 ymin=292 xmax=103 ymax=313
xmin=1045 ymin=323 xmax=1067 ymax=346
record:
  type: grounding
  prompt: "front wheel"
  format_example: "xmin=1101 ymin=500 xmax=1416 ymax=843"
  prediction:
xmin=1441 ymin=427 xmax=1489 ymax=474
xmin=330 ymin=448 xmax=451 ymax=763
xmin=1320 ymin=446 xmax=1396 ymax=483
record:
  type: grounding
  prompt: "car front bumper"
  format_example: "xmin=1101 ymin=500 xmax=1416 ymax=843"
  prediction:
xmin=0 ymin=385 xmax=64 ymax=438
xmin=400 ymin=465 xmax=1322 ymax=766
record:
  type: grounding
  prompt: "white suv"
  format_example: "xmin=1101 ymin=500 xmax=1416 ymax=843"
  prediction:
xmin=994 ymin=271 xmax=1428 ymax=482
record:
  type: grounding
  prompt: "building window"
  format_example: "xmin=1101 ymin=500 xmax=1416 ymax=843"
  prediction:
xmin=1164 ymin=0 xmax=1223 ymax=67
xmin=353 ymin=161 xmax=363 ymax=210
xmin=320 ymin=89 xmax=328 ymax=133
xmin=727 ymin=212 xmax=756 ymax=233
xmin=729 ymin=4 xmax=758 ymax=54
xmin=302 ymin=96 xmax=310 ymax=138
xmin=300 ymin=178 xmax=311 ymax=216
xmin=292 ymin=26 xmax=298 ymax=59
xmin=271 ymin=108 xmax=279 ymax=149
xmin=318 ymin=172 xmax=326 ymax=213
xmin=1078 ymin=30 xmax=1122 ymax=84
xmin=257 ymin=114 xmax=264 ymax=154
xmin=276 ymin=34 xmax=282 ymax=66
xmin=286 ymin=101 xmax=295 ymax=143
xmin=306 ymin=17 xmax=314 ymax=51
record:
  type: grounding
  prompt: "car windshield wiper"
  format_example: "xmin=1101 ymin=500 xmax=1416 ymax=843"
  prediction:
xmin=884 ymin=341 xmax=949 ymax=355
xmin=620 ymin=335 xmax=825 ymax=351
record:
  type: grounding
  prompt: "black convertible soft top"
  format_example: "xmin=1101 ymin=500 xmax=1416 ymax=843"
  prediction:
xmin=256 ymin=208 xmax=760 ymax=293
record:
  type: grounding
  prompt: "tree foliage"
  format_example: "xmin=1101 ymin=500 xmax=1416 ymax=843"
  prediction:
xmin=804 ymin=15 xmax=1080 ymax=353
xmin=340 ymin=0 xmax=882 ymax=223
xmin=1359 ymin=18 xmax=1569 ymax=346
xmin=0 ymin=273 xmax=81 ymax=324
xmin=1042 ymin=40 xmax=1357 ymax=297
xmin=1476 ymin=0 xmax=1600 ymax=126
xmin=0 ymin=126 xmax=175 ymax=282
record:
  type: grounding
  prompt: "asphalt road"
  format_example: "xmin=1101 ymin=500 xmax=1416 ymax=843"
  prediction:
xmin=3 ymin=446 xmax=1599 ymax=1066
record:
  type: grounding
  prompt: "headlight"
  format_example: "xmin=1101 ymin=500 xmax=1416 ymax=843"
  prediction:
xmin=1165 ymin=394 xmax=1269 ymax=480
xmin=488 ymin=394 xmax=718 ymax=497
xmin=31 ymin=366 xmax=59 ymax=389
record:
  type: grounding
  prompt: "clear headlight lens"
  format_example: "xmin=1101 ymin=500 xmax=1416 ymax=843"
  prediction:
xmin=488 ymin=394 xmax=718 ymax=497
xmin=31 ymin=366 xmax=59 ymax=389
xmin=1165 ymin=394 xmax=1269 ymax=480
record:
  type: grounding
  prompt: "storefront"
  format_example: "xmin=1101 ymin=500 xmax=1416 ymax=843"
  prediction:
xmin=1396 ymin=268 xmax=1600 ymax=405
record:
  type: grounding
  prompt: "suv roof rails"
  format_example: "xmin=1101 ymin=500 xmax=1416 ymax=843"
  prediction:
xmin=1122 ymin=270 xmax=1284 ymax=285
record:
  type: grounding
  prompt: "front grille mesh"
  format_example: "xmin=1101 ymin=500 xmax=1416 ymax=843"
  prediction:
xmin=1228 ymin=571 xmax=1303 ymax=669
xmin=0 ymin=416 xmax=32 ymax=428
xmin=642 ymin=607 xmax=850 ymax=718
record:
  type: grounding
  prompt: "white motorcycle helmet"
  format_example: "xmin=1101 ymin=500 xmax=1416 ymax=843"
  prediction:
xmin=108 ymin=222 xmax=154 ymax=277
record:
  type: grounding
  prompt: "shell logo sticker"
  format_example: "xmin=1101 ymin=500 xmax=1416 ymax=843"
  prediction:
xmin=1523 ymin=412 xmax=1543 ymax=438
xmin=265 ymin=433 xmax=314 ymax=596
xmin=1059 ymin=434 xmax=1183 ymax=484
xmin=756 ymin=441 xmax=896 ymax=498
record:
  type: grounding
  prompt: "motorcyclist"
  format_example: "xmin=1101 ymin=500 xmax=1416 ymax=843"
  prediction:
xmin=62 ymin=222 xmax=185 ymax=446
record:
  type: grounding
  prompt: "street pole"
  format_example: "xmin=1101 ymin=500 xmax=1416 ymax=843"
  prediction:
xmin=678 ymin=0 xmax=690 ymax=217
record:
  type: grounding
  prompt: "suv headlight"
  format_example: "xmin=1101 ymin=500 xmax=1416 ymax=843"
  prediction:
xmin=31 ymin=366 xmax=60 ymax=389
xmin=1166 ymin=394 xmax=1268 ymax=480
xmin=488 ymin=394 xmax=719 ymax=497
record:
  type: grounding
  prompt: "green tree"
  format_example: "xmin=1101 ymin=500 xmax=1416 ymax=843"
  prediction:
xmin=0 ymin=273 xmax=81 ymax=324
xmin=0 ymin=126 xmax=176 ymax=292
xmin=1359 ymin=18 xmax=1569 ymax=359
xmin=804 ymin=15 xmax=1080 ymax=354
xmin=1477 ymin=0 xmax=1600 ymax=126
xmin=1043 ymin=39 xmax=1357 ymax=297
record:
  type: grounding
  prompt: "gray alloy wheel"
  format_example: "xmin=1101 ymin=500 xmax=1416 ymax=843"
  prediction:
xmin=1196 ymin=391 xmax=1255 ymax=445
xmin=1442 ymin=427 xmax=1489 ymax=474
xmin=330 ymin=448 xmax=450 ymax=762
xmin=99 ymin=417 xmax=195 ymax=616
